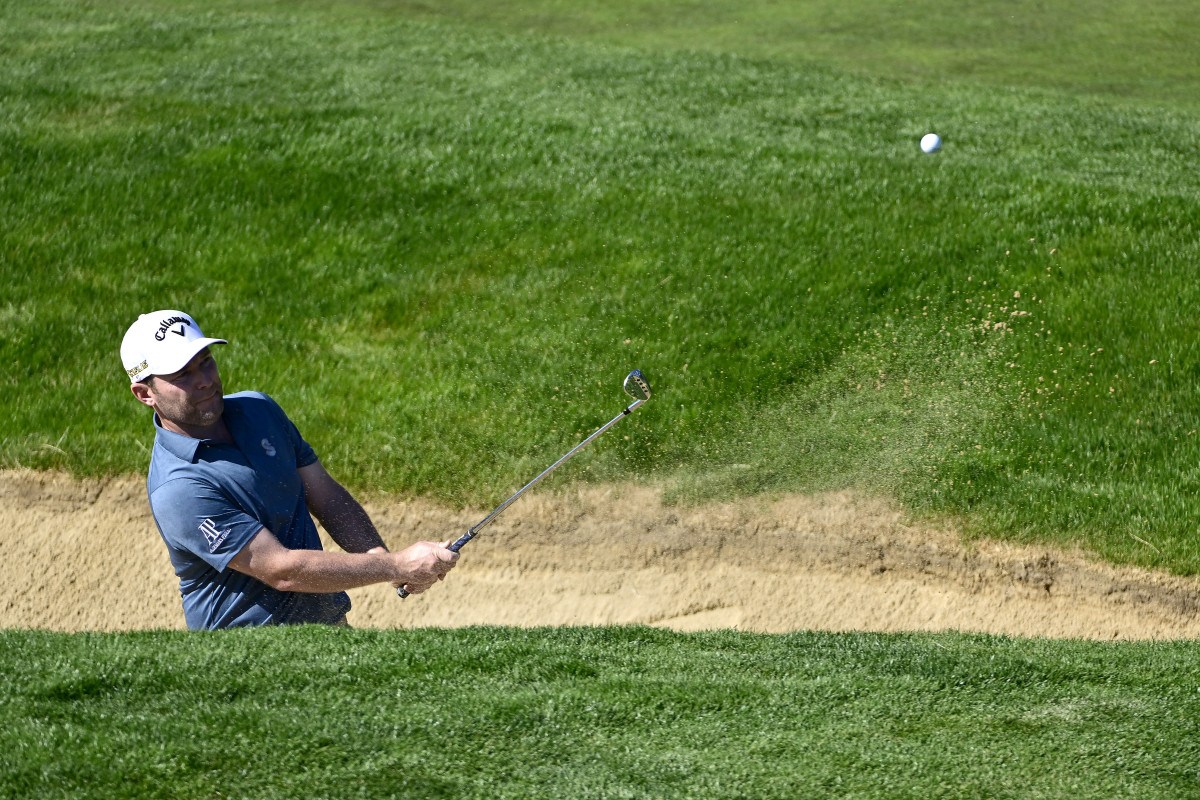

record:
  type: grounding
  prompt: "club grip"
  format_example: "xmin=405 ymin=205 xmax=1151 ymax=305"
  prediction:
xmin=395 ymin=531 xmax=473 ymax=598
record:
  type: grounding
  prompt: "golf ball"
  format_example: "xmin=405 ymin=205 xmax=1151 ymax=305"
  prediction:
xmin=920 ymin=133 xmax=942 ymax=153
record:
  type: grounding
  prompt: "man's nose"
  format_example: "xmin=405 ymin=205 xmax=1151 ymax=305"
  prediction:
xmin=192 ymin=367 xmax=214 ymax=391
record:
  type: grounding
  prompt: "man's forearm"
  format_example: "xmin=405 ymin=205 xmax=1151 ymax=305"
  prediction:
xmin=270 ymin=549 xmax=399 ymax=594
xmin=311 ymin=483 xmax=388 ymax=553
xmin=230 ymin=526 xmax=457 ymax=596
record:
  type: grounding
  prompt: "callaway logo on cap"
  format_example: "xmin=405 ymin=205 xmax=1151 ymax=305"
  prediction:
xmin=120 ymin=310 xmax=228 ymax=383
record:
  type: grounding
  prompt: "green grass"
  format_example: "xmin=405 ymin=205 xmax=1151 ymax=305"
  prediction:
xmin=5 ymin=6 xmax=1200 ymax=795
xmin=374 ymin=0 xmax=1200 ymax=113
xmin=4 ymin=626 xmax=1200 ymax=799
xmin=4 ymin=0 xmax=1200 ymax=575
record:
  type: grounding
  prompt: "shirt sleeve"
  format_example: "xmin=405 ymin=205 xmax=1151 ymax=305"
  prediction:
xmin=149 ymin=478 xmax=267 ymax=573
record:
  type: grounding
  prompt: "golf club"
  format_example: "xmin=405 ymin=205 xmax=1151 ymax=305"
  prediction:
xmin=398 ymin=369 xmax=652 ymax=598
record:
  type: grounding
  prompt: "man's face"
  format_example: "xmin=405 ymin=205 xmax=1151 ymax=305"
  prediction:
xmin=135 ymin=348 xmax=224 ymax=430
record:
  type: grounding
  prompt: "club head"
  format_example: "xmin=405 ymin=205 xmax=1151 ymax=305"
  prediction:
xmin=623 ymin=369 xmax=651 ymax=403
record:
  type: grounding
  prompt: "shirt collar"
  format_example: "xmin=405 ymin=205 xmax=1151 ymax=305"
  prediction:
xmin=151 ymin=398 xmax=241 ymax=463
xmin=152 ymin=414 xmax=203 ymax=462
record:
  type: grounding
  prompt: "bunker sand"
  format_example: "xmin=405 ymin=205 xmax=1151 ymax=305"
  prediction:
xmin=3 ymin=470 xmax=1199 ymax=640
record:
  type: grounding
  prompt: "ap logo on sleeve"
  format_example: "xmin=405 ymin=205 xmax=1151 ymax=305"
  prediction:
xmin=199 ymin=518 xmax=231 ymax=552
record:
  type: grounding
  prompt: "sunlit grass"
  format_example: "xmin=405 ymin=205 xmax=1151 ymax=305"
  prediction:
xmin=4 ymin=626 xmax=1200 ymax=799
xmin=2 ymin=1 xmax=1200 ymax=572
xmin=362 ymin=0 xmax=1200 ymax=112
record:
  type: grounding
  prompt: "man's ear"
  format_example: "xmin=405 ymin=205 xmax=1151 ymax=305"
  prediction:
xmin=130 ymin=381 xmax=156 ymax=408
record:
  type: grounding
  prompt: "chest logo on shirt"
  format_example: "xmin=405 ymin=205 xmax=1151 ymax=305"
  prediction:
xmin=261 ymin=438 xmax=277 ymax=457
xmin=199 ymin=519 xmax=231 ymax=552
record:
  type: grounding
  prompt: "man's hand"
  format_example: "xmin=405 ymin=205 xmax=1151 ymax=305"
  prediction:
xmin=395 ymin=540 xmax=459 ymax=595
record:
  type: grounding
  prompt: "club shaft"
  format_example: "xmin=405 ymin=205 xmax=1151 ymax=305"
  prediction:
xmin=396 ymin=396 xmax=646 ymax=598
xmin=453 ymin=396 xmax=646 ymax=550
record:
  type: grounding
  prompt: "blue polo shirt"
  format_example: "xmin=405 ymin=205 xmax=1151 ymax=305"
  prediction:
xmin=146 ymin=391 xmax=351 ymax=630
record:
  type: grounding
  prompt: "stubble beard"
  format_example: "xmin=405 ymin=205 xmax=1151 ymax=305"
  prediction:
xmin=154 ymin=382 xmax=224 ymax=430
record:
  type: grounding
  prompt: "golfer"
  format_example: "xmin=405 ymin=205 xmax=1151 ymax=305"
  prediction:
xmin=121 ymin=309 xmax=458 ymax=629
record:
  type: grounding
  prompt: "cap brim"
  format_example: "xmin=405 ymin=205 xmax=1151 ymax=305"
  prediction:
xmin=146 ymin=337 xmax=228 ymax=379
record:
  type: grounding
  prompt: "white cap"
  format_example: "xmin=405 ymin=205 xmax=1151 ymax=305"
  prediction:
xmin=121 ymin=310 xmax=228 ymax=383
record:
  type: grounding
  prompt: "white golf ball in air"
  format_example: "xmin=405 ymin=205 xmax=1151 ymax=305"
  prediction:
xmin=920 ymin=133 xmax=942 ymax=153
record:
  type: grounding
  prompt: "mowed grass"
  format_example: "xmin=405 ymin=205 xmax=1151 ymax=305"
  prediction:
xmin=4 ymin=626 xmax=1200 ymax=800
xmin=5 ymin=5 xmax=1200 ymax=798
xmin=3 ymin=0 xmax=1200 ymax=576
xmin=379 ymin=0 xmax=1200 ymax=113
